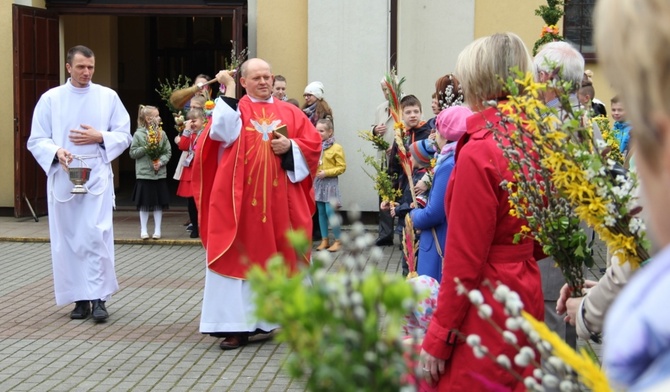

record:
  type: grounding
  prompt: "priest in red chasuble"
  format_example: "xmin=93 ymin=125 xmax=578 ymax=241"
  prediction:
xmin=192 ymin=58 xmax=322 ymax=350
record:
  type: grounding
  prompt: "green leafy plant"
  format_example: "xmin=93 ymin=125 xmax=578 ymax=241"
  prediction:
xmin=247 ymin=217 xmax=420 ymax=392
xmin=155 ymin=75 xmax=192 ymax=114
xmin=361 ymin=154 xmax=401 ymax=203
xmin=358 ymin=130 xmax=390 ymax=152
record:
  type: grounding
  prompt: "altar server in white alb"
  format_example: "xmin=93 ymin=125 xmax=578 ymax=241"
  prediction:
xmin=27 ymin=45 xmax=132 ymax=322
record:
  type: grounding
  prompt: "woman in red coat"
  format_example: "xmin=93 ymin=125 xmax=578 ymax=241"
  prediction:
xmin=420 ymin=32 xmax=544 ymax=391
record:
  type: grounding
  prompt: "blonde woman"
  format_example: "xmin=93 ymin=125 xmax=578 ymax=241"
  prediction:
xmin=419 ymin=33 xmax=544 ymax=391
xmin=594 ymin=0 xmax=670 ymax=389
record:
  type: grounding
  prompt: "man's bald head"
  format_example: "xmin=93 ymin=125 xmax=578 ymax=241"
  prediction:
xmin=239 ymin=58 xmax=274 ymax=100
xmin=240 ymin=58 xmax=272 ymax=78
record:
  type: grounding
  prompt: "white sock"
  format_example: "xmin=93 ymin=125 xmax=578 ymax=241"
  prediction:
xmin=153 ymin=209 xmax=163 ymax=236
xmin=139 ymin=210 xmax=149 ymax=235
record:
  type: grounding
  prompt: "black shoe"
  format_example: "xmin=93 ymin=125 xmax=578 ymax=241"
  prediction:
xmin=91 ymin=300 xmax=109 ymax=322
xmin=190 ymin=231 xmax=199 ymax=238
xmin=375 ymin=236 xmax=394 ymax=246
xmin=70 ymin=301 xmax=91 ymax=319
xmin=219 ymin=334 xmax=249 ymax=350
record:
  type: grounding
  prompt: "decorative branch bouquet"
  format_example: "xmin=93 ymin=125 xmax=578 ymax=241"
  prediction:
xmin=219 ymin=40 xmax=249 ymax=95
xmin=156 ymin=75 xmax=192 ymax=133
xmin=592 ymin=116 xmax=625 ymax=165
xmin=455 ymin=278 xmax=611 ymax=391
xmin=358 ymin=130 xmax=390 ymax=152
xmin=247 ymin=214 xmax=422 ymax=392
xmin=145 ymin=121 xmax=168 ymax=174
xmin=491 ymin=72 xmax=594 ymax=293
xmin=533 ymin=0 xmax=565 ymax=55
xmin=495 ymin=70 xmax=650 ymax=279
xmin=362 ymin=154 xmax=401 ymax=203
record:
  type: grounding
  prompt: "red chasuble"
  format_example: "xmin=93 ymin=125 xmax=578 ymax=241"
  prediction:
xmin=192 ymin=95 xmax=322 ymax=279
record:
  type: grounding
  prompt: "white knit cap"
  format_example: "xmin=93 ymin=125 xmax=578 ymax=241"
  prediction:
xmin=304 ymin=81 xmax=325 ymax=100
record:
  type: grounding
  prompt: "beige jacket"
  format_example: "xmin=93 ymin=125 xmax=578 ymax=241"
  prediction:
xmin=576 ymin=255 xmax=634 ymax=340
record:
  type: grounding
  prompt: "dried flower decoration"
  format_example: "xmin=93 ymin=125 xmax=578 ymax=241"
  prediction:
xmin=438 ymin=75 xmax=465 ymax=110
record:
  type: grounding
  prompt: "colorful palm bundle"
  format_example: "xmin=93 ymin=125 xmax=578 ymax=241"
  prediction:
xmin=403 ymin=215 xmax=418 ymax=279
xmin=383 ymin=68 xmax=405 ymax=125
xmin=393 ymin=133 xmax=417 ymax=205
xmin=382 ymin=69 xmax=418 ymax=205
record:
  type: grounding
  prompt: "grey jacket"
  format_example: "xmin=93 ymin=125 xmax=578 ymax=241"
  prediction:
xmin=129 ymin=127 xmax=172 ymax=180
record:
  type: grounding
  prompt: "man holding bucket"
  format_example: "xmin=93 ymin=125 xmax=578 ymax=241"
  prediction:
xmin=27 ymin=45 xmax=131 ymax=322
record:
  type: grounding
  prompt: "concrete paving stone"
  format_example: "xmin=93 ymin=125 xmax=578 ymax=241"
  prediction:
xmin=136 ymin=377 xmax=162 ymax=387
xmin=11 ymin=382 xmax=41 ymax=391
xmin=156 ymin=374 xmax=184 ymax=385
xmin=221 ymin=365 xmax=245 ymax=374
xmin=271 ymin=376 xmax=292 ymax=385
xmin=111 ymin=380 xmax=138 ymax=390
xmin=247 ymin=387 xmax=269 ymax=392
xmin=284 ymin=387 xmax=307 ymax=392
xmin=256 ymin=372 xmax=280 ymax=381
xmin=35 ymin=378 xmax=66 ymax=390
xmin=217 ymin=380 xmax=250 ymax=390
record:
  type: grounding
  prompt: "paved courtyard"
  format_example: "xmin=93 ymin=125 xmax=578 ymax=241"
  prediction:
xmin=0 ymin=210 xmax=606 ymax=391
xmin=0 ymin=216 xmax=403 ymax=391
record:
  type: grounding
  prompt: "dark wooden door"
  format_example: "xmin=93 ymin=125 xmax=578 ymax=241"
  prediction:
xmin=13 ymin=5 xmax=60 ymax=218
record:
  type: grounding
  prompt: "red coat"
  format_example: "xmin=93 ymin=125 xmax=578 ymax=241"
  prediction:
xmin=176 ymin=125 xmax=206 ymax=198
xmin=422 ymin=106 xmax=544 ymax=391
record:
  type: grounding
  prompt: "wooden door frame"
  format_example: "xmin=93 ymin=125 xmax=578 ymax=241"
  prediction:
xmin=13 ymin=5 xmax=60 ymax=219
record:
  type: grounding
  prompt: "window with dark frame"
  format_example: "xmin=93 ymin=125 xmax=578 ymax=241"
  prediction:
xmin=563 ymin=0 xmax=596 ymax=61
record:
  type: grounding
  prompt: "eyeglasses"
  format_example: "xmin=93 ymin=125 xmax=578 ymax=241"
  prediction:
xmin=303 ymin=94 xmax=314 ymax=98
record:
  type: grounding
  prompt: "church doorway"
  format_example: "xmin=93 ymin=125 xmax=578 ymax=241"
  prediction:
xmin=13 ymin=2 xmax=247 ymax=217
xmin=113 ymin=15 xmax=246 ymax=208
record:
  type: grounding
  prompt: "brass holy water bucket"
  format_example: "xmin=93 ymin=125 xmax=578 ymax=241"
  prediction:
xmin=68 ymin=158 xmax=91 ymax=194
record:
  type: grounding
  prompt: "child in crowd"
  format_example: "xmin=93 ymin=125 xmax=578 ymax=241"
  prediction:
xmin=314 ymin=118 xmax=346 ymax=251
xmin=303 ymin=81 xmax=334 ymax=243
xmin=410 ymin=106 xmax=472 ymax=282
xmin=577 ymin=69 xmax=607 ymax=118
xmin=578 ymin=79 xmax=607 ymax=117
xmin=176 ymin=107 xmax=207 ymax=238
xmin=174 ymin=95 xmax=206 ymax=229
xmin=611 ymin=95 xmax=632 ymax=155
xmin=402 ymin=274 xmax=440 ymax=392
xmin=129 ymin=105 xmax=172 ymax=239
xmin=386 ymin=95 xmax=432 ymax=275
xmin=383 ymin=138 xmax=435 ymax=276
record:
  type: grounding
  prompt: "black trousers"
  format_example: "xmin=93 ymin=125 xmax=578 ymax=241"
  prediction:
xmin=187 ymin=197 xmax=199 ymax=236
xmin=377 ymin=193 xmax=394 ymax=241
